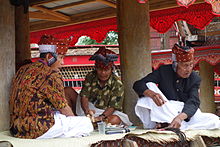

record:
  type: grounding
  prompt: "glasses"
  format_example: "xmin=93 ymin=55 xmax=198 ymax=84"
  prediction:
xmin=178 ymin=62 xmax=194 ymax=70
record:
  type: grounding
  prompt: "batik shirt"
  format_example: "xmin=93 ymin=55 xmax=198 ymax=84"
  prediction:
xmin=80 ymin=71 xmax=124 ymax=111
xmin=9 ymin=61 xmax=67 ymax=139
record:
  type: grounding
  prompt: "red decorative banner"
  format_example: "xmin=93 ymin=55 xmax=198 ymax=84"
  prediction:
xmin=30 ymin=18 xmax=117 ymax=46
xmin=30 ymin=3 xmax=218 ymax=45
xmin=150 ymin=3 xmax=216 ymax=33
xmin=176 ymin=0 xmax=196 ymax=7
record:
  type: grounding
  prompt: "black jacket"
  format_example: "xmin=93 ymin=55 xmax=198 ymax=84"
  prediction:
xmin=133 ymin=64 xmax=201 ymax=121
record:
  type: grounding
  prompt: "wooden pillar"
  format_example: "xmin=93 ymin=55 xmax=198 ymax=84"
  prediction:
xmin=117 ymin=0 xmax=151 ymax=124
xmin=199 ymin=61 xmax=216 ymax=113
xmin=15 ymin=5 xmax=31 ymax=70
xmin=161 ymin=32 xmax=169 ymax=50
xmin=0 ymin=0 xmax=15 ymax=131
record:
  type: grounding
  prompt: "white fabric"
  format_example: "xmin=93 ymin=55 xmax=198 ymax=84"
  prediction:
xmin=39 ymin=45 xmax=56 ymax=53
xmin=37 ymin=112 xmax=94 ymax=139
xmin=76 ymin=96 xmax=133 ymax=126
xmin=135 ymin=82 xmax=220 ymax=130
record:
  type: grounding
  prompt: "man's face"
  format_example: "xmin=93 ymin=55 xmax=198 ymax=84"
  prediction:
xmin=96 ymin=67 xmax=112 ymax=82
xmin=176 ymin=61 xmax=194 ymax=78
xmin=50 ymin=55 xmax=64 ymax=71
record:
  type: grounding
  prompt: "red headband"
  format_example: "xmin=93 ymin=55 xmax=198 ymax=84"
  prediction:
xmin=38 ymin=34 xmax=72 ymax=55
xmin=90 ymin=47 xmax=118 ymax=69
xmin=172 ymin=44 xmax=194 ymax=62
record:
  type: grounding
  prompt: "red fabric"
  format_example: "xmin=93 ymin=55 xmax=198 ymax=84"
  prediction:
xmin=30 ymin=3 xmax=218 ymax=45
xmin=38 ymin=34 xmax=72 ymax=55
xmin=172 ymin=44 xmax=194 ymax=62
xmin=30 ymin=18 xmax=117 ymax=45
xmin=95 ymin=61 xmax=113 ymax=70
xmin=92 ymin=47 xmax=117 ymax=70
xmin=150 ymin=3 xmax=217 ymax=33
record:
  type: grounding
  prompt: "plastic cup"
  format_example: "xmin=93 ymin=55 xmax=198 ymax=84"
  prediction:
xmin=97 ymin=121 xmax=106 ymax=134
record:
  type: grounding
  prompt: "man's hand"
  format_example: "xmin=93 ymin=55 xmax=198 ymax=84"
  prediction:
xmin=60 ymin=105 xmax=75 ymax=116
xmin=143 ymin=89 xmax=166 ymax=106
xmin=169 ymin=113 xmax=188 ymax=128
xmin=86 ymin=109 xmax=96 ymax=122
xmin=94 ymin=116 xmax=104 ymax=122
xmin=86 ymin=109 xmax=95 ymax=116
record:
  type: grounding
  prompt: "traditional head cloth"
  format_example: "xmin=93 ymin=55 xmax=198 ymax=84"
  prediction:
xmin=172 ymin=43 xmax=194 ymax=62
xmin=38 ymin=34 xmax=72 ymax=55
xmin=89 ymin=47 xmax=118 ymax=70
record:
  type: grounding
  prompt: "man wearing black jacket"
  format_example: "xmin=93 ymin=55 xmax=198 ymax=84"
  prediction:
xmin=133 ymin=44 xmax=220 ymax=130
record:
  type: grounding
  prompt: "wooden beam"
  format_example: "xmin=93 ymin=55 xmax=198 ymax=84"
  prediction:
xmin=198 ymin=30 xmax=220 ymax=36
xmin=30 ymin=0 xmax=64 ymax=6
xmin=30 ymin=7 xmax=115 ymax=32
xmin=96 ymin=0 xmax=116 ymax=8
xmin=29 ymin=11 xmax=67 ymax=22
xmin=149 ymin=0 xmax=204 ymax=11
xmin=29 ymin=0 xmax=204 ymax=9
xmin=31 ymin=5 xmax=71 ymax=21
xmin=51 ymin=0 xmax=96 ymax=11
xmin=30 ymin=0 xmax=206 ymax=32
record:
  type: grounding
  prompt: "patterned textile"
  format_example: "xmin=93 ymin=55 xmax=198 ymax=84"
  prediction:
xmin=172 ymin=44 xmax=194 ymax=62
xmin=38 ymin=34 xmax=72 ymax=55
xmin=9 ymin=61 xmax=68 ymax=139
xmin=90 ymin=47 xmax=118 ymax=70
xmin=79 ymin=71 xmax=124 ymax=111
xmin=91 ymin=136 xmax=190 ymax=147
xmin=202 ymin=136 xmax=220 ymax=146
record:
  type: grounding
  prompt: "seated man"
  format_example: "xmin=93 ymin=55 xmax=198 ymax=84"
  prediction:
xmin=133 ymin=43 xmax=220 ymax=130
xmin=9 ymin=35 xmax=93 ymax=139
xmin=65 ymin=47 xmax=132 ymax=126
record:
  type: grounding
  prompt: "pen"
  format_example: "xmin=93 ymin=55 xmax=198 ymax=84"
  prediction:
xmin=105 ymin=128 xmax=130 ymax=134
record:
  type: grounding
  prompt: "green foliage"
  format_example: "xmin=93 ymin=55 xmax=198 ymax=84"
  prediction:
xmin=76 ymin=31 xmax=118 ymax=45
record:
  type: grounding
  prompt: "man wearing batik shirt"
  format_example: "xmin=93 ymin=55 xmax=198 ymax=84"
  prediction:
xmin=133 ymin=43 xmax=220 ymax=130
xmin=9 ymin=35 xmax=93 ymax=139
xmin=65 ymin=47 xmax=132 ymax=126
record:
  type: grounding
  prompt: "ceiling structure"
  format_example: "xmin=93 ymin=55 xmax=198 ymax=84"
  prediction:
xmin=29 ymin=0 xmax=204 ymax=32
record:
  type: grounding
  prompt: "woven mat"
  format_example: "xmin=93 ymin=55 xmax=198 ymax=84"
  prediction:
xmin=125 ymin=129 xmax=220 ymax=144
xmin=0 ymin=129 xmax=220 ymax=147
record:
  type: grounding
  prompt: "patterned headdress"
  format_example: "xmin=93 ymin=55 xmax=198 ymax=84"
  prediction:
xmin=89 ymin=47 xmax=118 ymax=70
xmin=38 ymin=34 xmax=72 ymax=55
xmin=172 ymin=43 xmax=194 ymax=62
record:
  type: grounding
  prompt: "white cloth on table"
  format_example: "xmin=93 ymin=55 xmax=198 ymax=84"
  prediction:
xmin=37 ymin=111 xmax=93 ymax=139
xmin=135 ymin=82 xmax=220 ymax=130
xmin=76 ymin=96 xmax=133 ymax=126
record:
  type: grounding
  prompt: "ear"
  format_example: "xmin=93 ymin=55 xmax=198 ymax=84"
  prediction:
xmin=45 ymin=53 xmax=51 ymax=62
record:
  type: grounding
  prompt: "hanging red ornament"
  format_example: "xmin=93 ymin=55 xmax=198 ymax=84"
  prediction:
xmin=137 ymin=0 xmax=148 ymax=3
xmin=208 ymin=0 xmax=220 ymax=15
xmin=176 ymin=0 xmax=196 ymax=7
